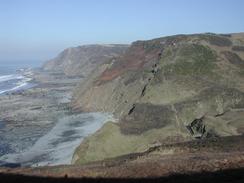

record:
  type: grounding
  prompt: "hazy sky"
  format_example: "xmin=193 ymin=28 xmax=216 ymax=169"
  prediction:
xmin=0 ymin=0 xmax=244 ymax=63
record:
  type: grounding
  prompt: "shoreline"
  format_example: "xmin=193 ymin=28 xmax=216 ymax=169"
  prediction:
xmin=0 ymin=69 xmax=112 ymax=167
xmin=0 ymin=68 xmax=37 ymax=95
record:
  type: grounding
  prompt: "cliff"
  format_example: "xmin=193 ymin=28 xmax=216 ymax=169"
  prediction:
xmin=72 ymin=33 xmax=244 ymax=164
xmin=42 ymin=44 xmax=129 ymax=77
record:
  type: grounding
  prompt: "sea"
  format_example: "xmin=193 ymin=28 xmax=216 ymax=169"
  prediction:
xmin=0 ymin=60 xmax=41 ymax=95
xmin=0 ymin=60 xmax=113 ymax=167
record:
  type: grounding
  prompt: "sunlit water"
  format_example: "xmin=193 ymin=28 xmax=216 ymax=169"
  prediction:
xmin=0 ymin=61 xmax=40 ymax=95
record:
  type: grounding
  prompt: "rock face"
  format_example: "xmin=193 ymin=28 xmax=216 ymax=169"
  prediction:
xmin=42 ymin=44 xmax=129 ymax=77
xmin=71 ymin=33 xmax=244 ymax=164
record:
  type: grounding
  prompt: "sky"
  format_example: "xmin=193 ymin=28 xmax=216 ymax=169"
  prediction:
xmin=0 ymin=0 xmax=244 ymax=63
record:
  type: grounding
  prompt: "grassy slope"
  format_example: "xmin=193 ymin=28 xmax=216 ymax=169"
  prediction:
xmin=73 ymin=122 xmax=188 ymax=164
xmin=72 ymin=33 xmax=244 ymax=165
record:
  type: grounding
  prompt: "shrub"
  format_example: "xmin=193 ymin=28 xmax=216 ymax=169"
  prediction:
xmin=200 ymin=34 xmax=232 ymax=47
xmin=232 ymin=46 xmax=244 ymax=52
xmin=162 ymin=44 xmax=217 ymax=76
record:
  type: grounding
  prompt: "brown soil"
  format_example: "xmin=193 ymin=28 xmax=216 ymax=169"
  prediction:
xmin=1 ymin=135 xmax=244 ymax=180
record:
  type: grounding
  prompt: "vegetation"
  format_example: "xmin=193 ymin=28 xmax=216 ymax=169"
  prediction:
xmin=72 ymin=33 xmax=244 ymax=169
xmin=143 ymin=35 xmax=189 ymax=53
xmin=199 ymin=34 xmax=232 ymax=47
xmin=120 ymin=103 xmax=174 ymax=134
xmin=73 ymin=122 xmax=183 ymax=165
xmin=143 ymin=40 xmax=163 ymax=53
xmin=222 ymin=51 xmax=244 ymax=68
xmin=232 ymin=45 xmax=244 ymax=52
xmin=161 ymin=44 xmax=217 ymax=76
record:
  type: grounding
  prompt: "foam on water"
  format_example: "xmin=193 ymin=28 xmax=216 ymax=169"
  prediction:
xmin=0 ymin=74 xmax=33 ymax=95
xmin=0 ymin=112 xmax=114 ymax=167
xmin=0 ymin=74 xmax=23 ymax=82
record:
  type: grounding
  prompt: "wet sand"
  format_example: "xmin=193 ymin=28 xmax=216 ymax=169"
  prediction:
xmin=0 ymin=70 xmax=113 ymax=167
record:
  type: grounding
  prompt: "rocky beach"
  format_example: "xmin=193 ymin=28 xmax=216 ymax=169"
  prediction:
xmin=0 ymin=69 xmax=114 ymax=167
xmin=0 ymin=44 xmax=128 ymax=168
xmin=1 ymin=34 xmax=244 ymax=182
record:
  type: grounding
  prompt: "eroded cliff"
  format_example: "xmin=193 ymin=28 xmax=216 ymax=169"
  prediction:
xmin=42 ymin=44 xmax=128 ymax=77
xmin=71 ymin=33 xmax=244 ymax=164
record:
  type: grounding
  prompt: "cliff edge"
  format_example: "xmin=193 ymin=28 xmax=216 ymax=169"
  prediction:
xmin=72 ymin=33 xmax=244 ymax=164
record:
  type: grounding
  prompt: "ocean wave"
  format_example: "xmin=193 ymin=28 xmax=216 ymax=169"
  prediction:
xmin=0 ymin=74 xmax=32 ymax=95
xmin=0 ymin=74 xmax=24 ymax=83
xmin=0 ymin=80 xmax=29 ymax=94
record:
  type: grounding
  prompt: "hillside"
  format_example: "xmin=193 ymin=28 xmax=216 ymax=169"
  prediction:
xmin=1 ymin=135 xmax=244 ymax=180
xmin=71 ymin=33 xmax=244 ymax=164
xmin=1 ymin=33 xmax=244 ymax=181
xmin=42 ymin=44 xmax=128 ymax=77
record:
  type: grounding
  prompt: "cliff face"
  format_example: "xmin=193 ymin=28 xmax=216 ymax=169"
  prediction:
xmin=72 ymin=33 xmax=244 ymax=164
xmin=42 ymin=44 xmax=129 ymax=77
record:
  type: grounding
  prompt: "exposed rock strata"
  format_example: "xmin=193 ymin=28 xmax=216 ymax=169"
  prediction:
xmin=72 ymin=33 xmax=244 ymax=164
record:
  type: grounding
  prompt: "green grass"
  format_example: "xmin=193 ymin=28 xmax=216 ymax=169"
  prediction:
xmin=199 ymin=34 xmax=232 ymax=47
xmin=143 ymin=40 xmax=163 ymax=52
xmin=73 ymin=122 xmax=185 ymax=165
xmin=161 ymin=44 xmax=217 ymax=76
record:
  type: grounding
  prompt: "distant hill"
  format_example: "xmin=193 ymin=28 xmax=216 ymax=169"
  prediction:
xmin=42 ymin=44 xmax=129 ymax=77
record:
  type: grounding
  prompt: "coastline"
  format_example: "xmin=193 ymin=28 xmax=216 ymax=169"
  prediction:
xmin=0 ymin=69 xmax=112 ymax=167
xmin=0 ymin=66 xmax=39 ymax=96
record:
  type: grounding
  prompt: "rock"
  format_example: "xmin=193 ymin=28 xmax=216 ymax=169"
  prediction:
xmin=72 ymin=33 xmax=244 ymax=164
xmin=42 ymin=44 xmax=128 ymax=77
